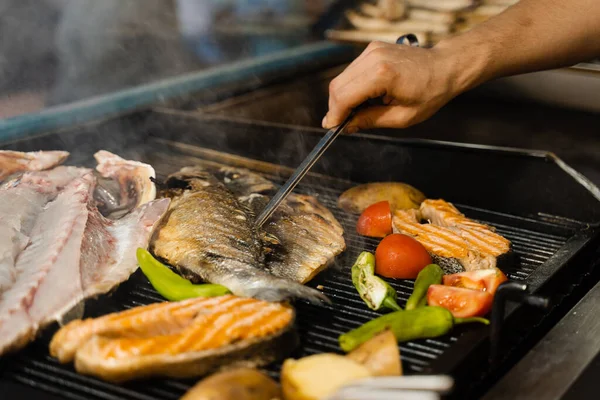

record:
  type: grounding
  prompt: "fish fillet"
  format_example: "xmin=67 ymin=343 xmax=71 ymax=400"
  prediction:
xmin=50 ymin=295 xmax=298 ymax=382
xmin=94 ymin=150 xmax=156 ymax=218
xmin=151 ymin=167 xmax=330 ymax=305
xmin=0 ymin=152 xmax=169 ymax=355
xmin=0 ymin=150 xmax=69 ymax=181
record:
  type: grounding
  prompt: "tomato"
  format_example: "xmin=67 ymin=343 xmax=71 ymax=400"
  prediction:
xmin=356 ymin=201 xmax=392 ymax=238
xmin=375 ymin=234 xmax=432 ymax=279
xmin=443 ymin=269 xmax=508 ymax=294
xmin=427 ymin=285 xmax=493 ymax=318
xmin=443 ymin=275 xmax=486 ymax=291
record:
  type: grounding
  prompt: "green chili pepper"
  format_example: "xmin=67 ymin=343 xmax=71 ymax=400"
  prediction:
xmin=136 ymin=248 xmax=231 ymax=301
xmin=405 ymin=264 xmax=444 ymax=310
xmin=339 ymin=306 xmax=489 ymax=352
xmin=352 ymin=251 xmax=401 ymax=312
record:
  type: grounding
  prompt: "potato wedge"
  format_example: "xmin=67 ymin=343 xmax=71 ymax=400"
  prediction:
xmin=347 ymin=330 xmax=402 ymax=376
xmin=181 ymin=368 xmax=281 ymax=400
xmin=338 ymin=182 xmax=426 ymax=214
xmin=281 ymin=354 xmax=371 ymax=400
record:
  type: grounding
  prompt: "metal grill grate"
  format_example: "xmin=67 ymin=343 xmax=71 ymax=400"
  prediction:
xmin=1 ymin=149 xmax=576 ymax=400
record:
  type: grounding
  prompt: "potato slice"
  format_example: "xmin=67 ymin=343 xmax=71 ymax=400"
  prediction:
xmin=347 ymin=330 xmax=402 ymax=376
xmin=181 ymin=368 xmax=281 ymax=400
xmin=281 ymin=354 xmax=371 ymax=400
xmin=338 ymin=182 xmax=426 ymax=214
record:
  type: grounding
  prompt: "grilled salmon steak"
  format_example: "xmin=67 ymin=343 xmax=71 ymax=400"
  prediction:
xmin=50 ymin=295 xmax=298 ymax=382
xmin=393 ymin=199 xmax=511 ymax=272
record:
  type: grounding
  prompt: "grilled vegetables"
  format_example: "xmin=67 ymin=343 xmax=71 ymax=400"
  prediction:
xmin=281 ymin=354 xmax=371 ymax=400
xmin=352 ymin=252 xmax=401 ymax=311
xmin=338 ymin=182 xmax=426 ymax=214
xmin=356 ymin=200 xmax=393 ymax=238
xmin=347 ymin=330 xmax=402 ymax=376
xmin=393 ymin=199 xmax=511 ymax=272
xmin=150 ymin=167 xmax=330 ymax=305
xmin=405 ymin=264 xmax=444 ymax=310
xmin=136 ymin=248 xmax=230 ymax=301
xmin=428 ymin=268 xmax=508 ymax=317
xmin=50 ymin=295 xmax=298 ymax=382
xmin=181 ymin=368 xmax=281 ymax=400
xmin=375 ymin=233 xmax=433 ymax=279
xmin=339 ymin=307 xmax=489 ymax=352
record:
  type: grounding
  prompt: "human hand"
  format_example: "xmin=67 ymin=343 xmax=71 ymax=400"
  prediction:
xmin=322 ymin=41 xmax=468 ymax=133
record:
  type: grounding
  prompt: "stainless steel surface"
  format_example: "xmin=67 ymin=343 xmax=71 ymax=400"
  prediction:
xmin=254 ymin=115 xmax=353 ymax=227
xmin=483 ymin=279 xmax=600 ymax=400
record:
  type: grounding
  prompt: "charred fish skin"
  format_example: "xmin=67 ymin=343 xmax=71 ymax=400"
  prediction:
xmin=151 ymin=167 xmax=330 ymax=305
xmin=216 ymin=167 xmax=346 ymax=285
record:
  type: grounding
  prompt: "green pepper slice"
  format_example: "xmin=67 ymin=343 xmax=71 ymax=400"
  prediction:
xmin=352 ymin=251 xmax=402 ymax=312
xmin=136 ymin=248 xmax=231 ymax=301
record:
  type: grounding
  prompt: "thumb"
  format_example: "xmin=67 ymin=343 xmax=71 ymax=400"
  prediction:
xmin=346 ymin=105 xmax=419 ymax=133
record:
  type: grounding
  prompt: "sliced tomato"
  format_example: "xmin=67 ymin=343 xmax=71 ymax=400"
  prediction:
xmin=443 ymin=275 xmax=486 ymax=291
xmin=427 ymin=285 xmax=493 ymax=318
xmin=443 ymin=269 xmax=508 ymax=294
xmin=375 ymin=233 xmax=432 ymax=279
xmin=356 ymin=201 xmax=392 ymax=238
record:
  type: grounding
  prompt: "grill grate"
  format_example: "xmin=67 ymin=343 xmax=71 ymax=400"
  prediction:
xmin=1 ymin=149 xmax=576 ymax=400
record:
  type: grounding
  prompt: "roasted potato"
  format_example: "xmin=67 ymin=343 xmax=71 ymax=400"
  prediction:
xmin=281 ymin=353 xmax=371 ymax=400
xmin=338 ymin=182 xmax=426 ymax=214
xmin=347 ymin=330 xmax=402 ymax=376
xmin=181 ymin=368 xmax=281 ymax=400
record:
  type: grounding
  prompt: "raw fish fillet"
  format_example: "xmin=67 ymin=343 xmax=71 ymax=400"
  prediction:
xmin=0 ymin=150 xmax=69 ymax=181
xmin=0 ymin=152 xmax=169 ymax=355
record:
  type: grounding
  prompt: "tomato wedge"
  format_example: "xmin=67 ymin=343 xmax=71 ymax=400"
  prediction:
xmin=375 ymin=233 xmax=432 ymax=279
xmin=443 ymin=275 xmax=486 ymax=291
xmin=356 ymin=201 xmax=392 ymax=238
xmin=442 ymin=269 xmax=508 ymax=294
xmin=427 ymin=285 xmax=493 ymax=318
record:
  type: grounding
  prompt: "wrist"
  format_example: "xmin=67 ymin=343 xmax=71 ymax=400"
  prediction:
xmin=433 ymin=33 xmax=494 ymax=96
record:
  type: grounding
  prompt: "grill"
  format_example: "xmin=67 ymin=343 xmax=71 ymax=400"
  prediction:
xmin=1 ymin=110 xmax=599 ymax=400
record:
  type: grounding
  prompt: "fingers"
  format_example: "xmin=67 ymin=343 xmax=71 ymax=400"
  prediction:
xmin=324 ymin=42 xmax=398 ymax=129
xmin=324 ymin=54 xmax=398 ymax=128
xmin=344 ymin=105 xmax=420 ymax=133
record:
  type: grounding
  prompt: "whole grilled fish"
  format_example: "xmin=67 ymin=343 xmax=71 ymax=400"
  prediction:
xmin=214 ymin=166 xmax=346 ymax=284
xmin=150 ymin=167 xmax=330 ymax=305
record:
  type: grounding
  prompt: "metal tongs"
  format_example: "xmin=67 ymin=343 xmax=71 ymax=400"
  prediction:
xmin=254 ymin=34 xmax=420 ymax=228
xmin=326 ymin=375 xmax=454 ymax=400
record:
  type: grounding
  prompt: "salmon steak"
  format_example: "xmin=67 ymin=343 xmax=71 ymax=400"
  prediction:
xmin=393 ymin=199 xmax=511 ymax=272
xmin=50 ymin=295 xmax=298 ymax=382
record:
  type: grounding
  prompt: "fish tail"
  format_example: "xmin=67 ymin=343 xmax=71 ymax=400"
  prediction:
xmin=251 ymin=280 xmax=331 ymax=306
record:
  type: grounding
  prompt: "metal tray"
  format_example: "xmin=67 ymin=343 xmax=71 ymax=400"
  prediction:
xmin=1 ymin=110 xmax=599 ymax=399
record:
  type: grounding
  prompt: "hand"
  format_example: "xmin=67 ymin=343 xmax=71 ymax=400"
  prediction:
xmin=322 ymin=41 xmax=465 ymax=133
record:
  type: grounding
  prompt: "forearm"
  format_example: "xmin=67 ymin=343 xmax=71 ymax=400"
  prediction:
xmin=436 ymin=0 xmax=600 ymax=94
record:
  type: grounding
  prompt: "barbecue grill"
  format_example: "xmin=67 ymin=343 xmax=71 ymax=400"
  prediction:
xmin=1 ymin=109 xmax=599 ymax=399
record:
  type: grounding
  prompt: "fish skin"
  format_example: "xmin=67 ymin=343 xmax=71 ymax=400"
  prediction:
xmin=219 ymin=167 xmax=346 ymax=284
xmin=151 ymin=167 xmax=330 ymax=305
xmin=0 ymin=150 xmax=69 ymax=182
